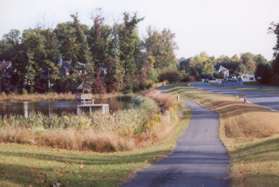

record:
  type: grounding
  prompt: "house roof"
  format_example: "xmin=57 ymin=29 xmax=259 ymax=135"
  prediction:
xmin=218 ymin=65 xmax=229 ymax=73
xmin=0 ymin=60 xmax=12 ymax=71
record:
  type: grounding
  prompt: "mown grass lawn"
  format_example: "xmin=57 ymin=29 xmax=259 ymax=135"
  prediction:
xmin=230 ymin=136 xmax=279 ymax=187
xmin=0 ymin=143 xmax=171 ymax=187
xmin=0 ymin=90 xmax=190 ymax=187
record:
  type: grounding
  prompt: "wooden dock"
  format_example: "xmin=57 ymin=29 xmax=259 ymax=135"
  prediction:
xmin=77 ymin=103 xmax=109 ymax=115
xmin=76 ymin=94 xmax=109 ymax=115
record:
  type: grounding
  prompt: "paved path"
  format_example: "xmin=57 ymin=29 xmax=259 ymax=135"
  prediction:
xmin=122 ymin=101 xmax=230 ymax=187
xmin=192 ymin=82 xmax=279 ymax=111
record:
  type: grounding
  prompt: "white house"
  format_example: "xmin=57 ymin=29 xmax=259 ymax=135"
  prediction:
xmin=240 ymin=74 xmax=256 ymax=82
xmin=217 ymin=65 xmax=230 ymax=78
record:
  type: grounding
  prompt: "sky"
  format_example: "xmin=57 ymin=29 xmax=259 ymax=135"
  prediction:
xmin=0 ymin=0 xmax=279 ymax=60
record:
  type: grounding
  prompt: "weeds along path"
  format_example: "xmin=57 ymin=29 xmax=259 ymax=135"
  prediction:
xmin=122 ymin=101 xmax=230 ymax=187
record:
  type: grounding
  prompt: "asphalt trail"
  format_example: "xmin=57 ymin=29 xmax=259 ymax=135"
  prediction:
xmin=122 ymin=101 xmax=230 ymax=187
xmin=191 ymin=82 xmax=279 ymax=111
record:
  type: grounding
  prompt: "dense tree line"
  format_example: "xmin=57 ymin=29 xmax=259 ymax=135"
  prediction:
xmin=0 ymin=13 xmax=177 ymax=93
xmin=178 ymin=52 xmax=268 ymax=81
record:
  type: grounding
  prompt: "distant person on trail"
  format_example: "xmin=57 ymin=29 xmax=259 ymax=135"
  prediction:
xmin=239 ymin=94 xmax=247 ymax=104
xmin=243 ymin=96 xmax=247 ymax=104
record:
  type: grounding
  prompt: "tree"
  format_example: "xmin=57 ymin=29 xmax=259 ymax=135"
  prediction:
xmin=55 ymin=22 xmax=78 ymax=62
xmin=144 ymin=28 xmax=177 ymax=70
xmin=255 ymin=63 xmax=272 ymax=84
xmin=117 ymin=13 xmax=143 ymax=91
xmin=23 ymin=51 xmax=37 ymax=92
xmin=185 ymin=53 xmax=215 ymax=79
xmin=0 ymin=29 xmax=24 ymax=92
xmin=71 ymin=13 xmax=92 ymax=64
xmin=37 ymin=29 xmax=60 ymax=92
xmin=0 ymin=12 xmax=181 ymax=93
xmin=158 ymin=70 xmax=182 ymax=83
xmin=54 ymin=15 xmax=92 ymax=92
xmin=104 ymin=57 xmax=124 ymax=92
xmin=21 ymin=29 xmax=47 ymax=92
xmin=270 ymin=23 xmax=279 ymax=75
xmin=240 ymin=53 xmax=257 ymax=73
xmin=136 ymin=54 xmax=158 ymax=89
xmin=270 ymin=23 xmax=279 ymax=59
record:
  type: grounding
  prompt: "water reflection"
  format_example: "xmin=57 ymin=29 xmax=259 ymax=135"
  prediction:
xmin=0 ymin=96 xmax=133 ymax=117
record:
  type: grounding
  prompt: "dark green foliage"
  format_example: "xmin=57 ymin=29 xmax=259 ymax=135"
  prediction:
xmin=158 ymin=70 xmax=182 ymax=83
xmin=256 ymin=22 xmax=279 ymax=85
xmin=255 ymin=63 xmax=272 ymax=84
xmin=117 ymin=13 xmax=143 ymax=92
xmin=270 ymin=23 xmax=279 ymax=83
xmin=144 ymin=28 xmax=177 ymax=70
xmin=179 ymin=52 xmax=269 ymax=81
xmin=0 ymin=12 xmax=177 ymax=93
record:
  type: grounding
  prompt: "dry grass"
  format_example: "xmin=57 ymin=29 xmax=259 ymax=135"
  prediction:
xmin=0 ymin=92 xmax=75 ymax=102
xmin=204 ymin=97 xmax=279 ymax=187
xmin=207 ymin=101 xmax=279 ymax=140
xmin=0 ymin=94 xmax=181 ymax=152
xmin=0 ymin=128 xmax=134 ymax=152
xmin=144 ymin=89 xmax=177 ymax=111
xmin=0 ymin=92 xmax=121 ymax=102
xmin=0 ymin=106 xmax=179 ymax=152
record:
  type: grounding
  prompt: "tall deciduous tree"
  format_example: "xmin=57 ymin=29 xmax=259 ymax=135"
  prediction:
xmin=0 ymin=12 xmax=181 ymax=93
xmin=144 ymin=28 xmax=177 ymax=70
xmin=71 ymin=14 xmax=92 ymax=65
xmin=117 ymin=13 xmax=143 ymax=91
xmin=255 ymin=62 xmax=272 ymax=84
xmin=270 ymin=23 xmax=279 ymax=75
xmin=240 ymin=53 xmax=257 ymax=73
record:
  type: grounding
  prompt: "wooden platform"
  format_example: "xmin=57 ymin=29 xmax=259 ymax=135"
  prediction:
xmin=77 ymin=103 xmax=109 ymax=114
xmin=76 ymin=94 xmax=110 ymax=115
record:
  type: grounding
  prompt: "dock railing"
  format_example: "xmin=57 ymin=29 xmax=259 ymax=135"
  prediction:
xmin=76 ymin=94 xmax=109 ymax=115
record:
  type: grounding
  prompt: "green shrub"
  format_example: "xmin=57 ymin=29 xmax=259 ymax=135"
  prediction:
xmin=158 ymin=70 xmax=182 ymax=83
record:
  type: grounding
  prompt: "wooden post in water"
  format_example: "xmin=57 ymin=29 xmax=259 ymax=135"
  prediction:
xmin=89 ymin=106 xmax=92 ymax=114
xmin=177 ymin=95 xmax=180 ymax=102
xmin=77 ymin=106 xmax=81 ymax=115
xmin=102 ymin=104 xmax=109 ymax=114
xmin=23 ymin=101 xmax=29 ymax=118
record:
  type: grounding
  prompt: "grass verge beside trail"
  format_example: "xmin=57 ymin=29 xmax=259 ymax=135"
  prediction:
xmin=0 ymin=110 xmax=190 ymax=187
xmin=163 ymin=83 xmax=279 ymax=187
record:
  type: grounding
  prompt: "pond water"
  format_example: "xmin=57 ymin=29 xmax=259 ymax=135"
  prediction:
xmin=0 ymin=96 xmax=133 ymax=117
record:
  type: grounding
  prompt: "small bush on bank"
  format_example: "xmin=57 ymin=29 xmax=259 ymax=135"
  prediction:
xmin=144 ymin=90 xmax=177 ymax=111
xmin=158 ymin=70 xmax=182 ymax=83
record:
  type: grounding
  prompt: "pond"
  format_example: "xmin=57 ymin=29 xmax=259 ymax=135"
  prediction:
xmin=0 ymin=96 xmax=134 ymax=117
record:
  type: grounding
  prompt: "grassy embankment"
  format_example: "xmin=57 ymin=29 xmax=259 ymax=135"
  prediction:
xmin=163 ymin=84 xmax=279 ymax=187
xmin=0 ymin=92 xmax=75 ymax=102
xmin=0 ymin=92 xmax=126 ymax=102
xmin=0 ymin=90 xmax=190 ymax=186
xmin=0 ymin=83 xmax=165 ymax=102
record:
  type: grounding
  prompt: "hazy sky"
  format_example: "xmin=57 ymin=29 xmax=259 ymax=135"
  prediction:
xmin=0 ymin=0 xmax=279 ymax=60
